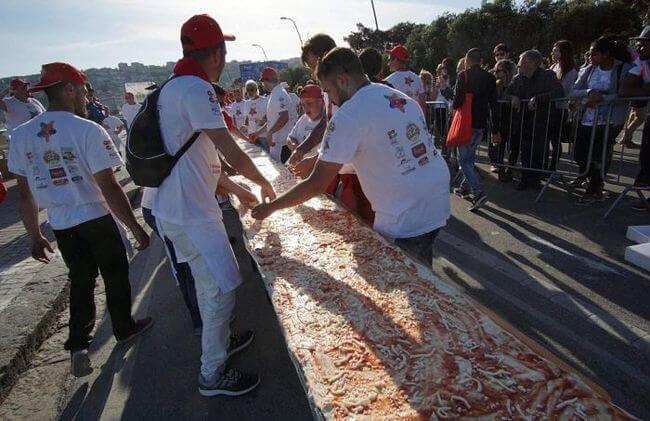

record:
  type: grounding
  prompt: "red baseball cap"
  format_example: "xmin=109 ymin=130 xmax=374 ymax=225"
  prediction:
xmin=181 ymin=14 xmax=235 ymax=52
xmin=30 ymin=62 xmax=87 ymax=92
xmin=10 ymin=78 xmax=29 ymax=90
xmin=299 ymin=84 xmax=323 ymax=100
xmin=260 ymin=67 xmax=278 ymax=81
xmin=387 ymin=45 xmax=409 ymax=61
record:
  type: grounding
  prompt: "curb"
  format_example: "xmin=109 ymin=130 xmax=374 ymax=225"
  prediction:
xmin=0 ymin=181 xmax=141 ymax=405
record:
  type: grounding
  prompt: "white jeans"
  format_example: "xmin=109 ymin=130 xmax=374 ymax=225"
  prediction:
xmin=157 ymin=219 xmax=237 ymax=381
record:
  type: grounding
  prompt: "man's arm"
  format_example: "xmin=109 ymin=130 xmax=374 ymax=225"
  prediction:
xmin=620 ymin=73 xmax=650 ymax=97
xmin=215 ymin=173 xmax=259 ymax=210
xmin=16 ymin=176 xmax=54 ymax=262
xmin=288 ymin=117 xmax=327 ymax=166
xmin=418 ymin=93 xmax=428 ymax=115
xmin=251 ymin=160 xmax=342 ymax=220
xmin=204 ymin=128 xmax=276 ymax=202
xmin=267 ymin=111 xmax=289 ymax=146
xmin=93 ymin=169 xmax=149 ymax=250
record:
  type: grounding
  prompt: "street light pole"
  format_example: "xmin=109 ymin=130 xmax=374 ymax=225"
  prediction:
xmin=251 ymin=43 xmax=268 ymax=61
xmin=280 ymin=16 xmax=304 ymax=46
xmin=370 ymin=0 xmax=379 ymax=30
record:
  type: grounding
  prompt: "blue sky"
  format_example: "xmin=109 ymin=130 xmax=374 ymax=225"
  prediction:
xmin=1 ymin=0 xmax=484 ymax=77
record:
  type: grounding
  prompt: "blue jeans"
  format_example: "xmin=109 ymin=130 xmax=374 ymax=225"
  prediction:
xmin=142 ymin=207 xmax=202 ymax=329
xmin=458 ymin=129 xmax=484 ymax=194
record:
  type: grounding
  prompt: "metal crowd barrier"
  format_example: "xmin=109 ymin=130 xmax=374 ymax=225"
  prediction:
xmin=426 ymin=96 xmax=648 ymax=218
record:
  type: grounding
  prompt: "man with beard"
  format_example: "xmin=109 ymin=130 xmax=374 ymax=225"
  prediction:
xmin=0 ymin=78 xmax=46 ymax=142
xmin=8 ymin=62 xmax=153 ymax=378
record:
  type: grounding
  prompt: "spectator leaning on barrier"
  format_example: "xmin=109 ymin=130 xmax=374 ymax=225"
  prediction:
xmin=151 ymin=14 xmax=277 ymax=397
xmin=506 ymin=50 xmax=564 ymax=191
xmin=8 ymin=62 xmax=153 ymax=378
xmin=452 ymin=48 xmax=500 ymax=211
xmin=385 ymin=45 xmax=427 ymax=113
xmin=620 ymin=26 xmax=650 ymax=210
xmin=120 ymin=92 xmax=141 ymax=129
xmin=252 ymin=47 xmax=451 ymax=266
xmin=490 ymin=59 xmax=518 ymax=182
xmin=548 ymin=40 xmax=578 ymax=171
xmin=0 ymin=78 xmax=46 ymax=142
xmin=569 ymin=35 xmax=633 ymax=205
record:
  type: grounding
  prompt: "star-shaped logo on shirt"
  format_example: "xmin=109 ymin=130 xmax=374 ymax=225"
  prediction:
xmin=37 ymin=121 xmax=57 ymax=142
xmin=235 ymin=109 xmax=242 ymax=116
xmin=385 ymin=94 xmax=407 ymax=113
xmin=404 ymin=76 xmax=415 ymax=86
xmin=249 ymin=107 xmax=257 ymax=116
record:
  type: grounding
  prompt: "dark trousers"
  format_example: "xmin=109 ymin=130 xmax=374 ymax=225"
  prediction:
xmin=518 ymin=126 xmax=549 ymax=185
xmin=395 ymin=228 xmax=441 ymax=267
xmin=280 ymin=145 xmax=292 ymax=164
xmin=574 ymin=124 xmax=623 ymax=193
xmin=637 ymin=118 xmax=650 ymax=184
xmin=142 ymin=208 xmax=202 ymax=329
xmin=53 ymin=214 xmax=135 ymax=353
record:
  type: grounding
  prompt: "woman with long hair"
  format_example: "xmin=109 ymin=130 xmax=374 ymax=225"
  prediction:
xmin=570 ymin=35 xmax=633 ymax=204
xmin=548 ymin=40 xmax=578 ymax=171
xmin=489 ymin=59 xmax=518 ymax=181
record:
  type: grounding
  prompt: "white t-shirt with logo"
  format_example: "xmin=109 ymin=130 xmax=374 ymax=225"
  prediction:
xmin=8 ymin=111 xmax=123 ymax=230
xmin=3 ymin=96 xmax=46 ymax=139
xmin=102 ymin=115 xmax=125 ymax=151
xmin=321 ymin=92 xmax=355 ymax=174
xmin=151 ymin=75 xmax=225 ymax=226
xmin=230 ymin=101 xmax=246 ymax=129
xmin=289 ymin=113 xmax=323 ymax=157
xmin=121 ymin=102 xmax=141 ymax=129
xmin=384 ymin=70 xmax=424 ymax=102
xmin=267 ymin=84 xmax=292 ymax=160
xmin=319 ymin=83 xmax=450 ymax=239
xmin=244 ymin=96 xmax=268 ymax=137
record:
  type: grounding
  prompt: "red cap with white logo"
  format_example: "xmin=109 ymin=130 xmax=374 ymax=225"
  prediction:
xmin=29 ymin=62 xmax=87 ymax=92
xmin=299 ymin=84 xmax=323 ymax=100
xmin=181 ymin=14 xmax=235 ymax=51
xmin=10 ymin=78 xmax=29 ymax=90
xmin=260 ymin=67 xmax=279 ymax=81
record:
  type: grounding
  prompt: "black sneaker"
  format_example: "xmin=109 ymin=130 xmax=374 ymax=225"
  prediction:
xmin=70 ymin=350 xmax=93 ymax=377
xmin=568 ymin=177 xmax=587 ymax=189
xmin=117 ymin=317 xmax=154 ymax=344
xmin=198 ymin=368 xmax=260 ymax=397
xmin=468 ymin=192 xmax=488 ymax=212
xmin=227 ymin=330 xmax=255 ymax=359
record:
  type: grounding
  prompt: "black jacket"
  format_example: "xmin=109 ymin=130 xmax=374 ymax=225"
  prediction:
xmin=452 ymin=65 xmax=498 ymax=133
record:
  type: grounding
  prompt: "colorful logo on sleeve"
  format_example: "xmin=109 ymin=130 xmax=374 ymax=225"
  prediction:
xmin=404 ymin=76 xmax=415 ymax=86
xmin=385 ymin=94 xmax=407 ymax=113
xmin=207 ymin=91 xmax=217 ymax=103
xmin=249 ymin=107 xmax=257 ymax=116
xmin=387 ymin=129 xmax=397 ymax=140
xmin=406 ymin=123 xmax=421 ymax=142
xmin=37 ymin=121 xmax=57 ymax=142
xmin=326 ymin=121 xmax=336 ymax=133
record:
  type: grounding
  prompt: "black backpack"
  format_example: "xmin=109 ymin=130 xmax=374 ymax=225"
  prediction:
xmin=125 ymin=76 xmax=200 ymax=187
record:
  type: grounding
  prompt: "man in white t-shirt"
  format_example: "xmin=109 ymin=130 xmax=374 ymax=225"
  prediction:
xmin=253 ymin=48 xmax=450 ymax=265
xmin=102 ymin=111 xmax=125 ymax=154
xmin=120 ymin=92 xmax=141 ymax=129
xmin=243 ymin=79 xmax=268 ymax=151
xmin=288 ymin=88 xmax=301 ymax=118
xmin=253 ymin=67 xmax=291 ymax=162
xmin=153 ymin=14 xmax=276 ymax=397
xmin=384 ymin=45 xmax=427 ymax=113
xmin=230 ymin=87 xmax=246 ymax=131
xmin=8 ymin=62 xmax=152 ymax=378
xmin=0 ymin=78 xmax=46 ymax=141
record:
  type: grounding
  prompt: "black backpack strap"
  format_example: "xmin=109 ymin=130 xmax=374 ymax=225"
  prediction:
xmin=171 ymin=131 xmax=200 ymax=164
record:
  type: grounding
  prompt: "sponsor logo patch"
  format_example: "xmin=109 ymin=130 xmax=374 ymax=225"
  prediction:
xmin=61 ymin=148 xmax=76 ymax=162
xmin=418 ymin=156 xmax=429 ymax=166
xmin=53 ymin=178 xmax=69 ymax=186
xmin=71 ymin=175 xmax=83 ymax=182
xmin=412 ymin=143 xmax=427 ymax=158
xmin=43 ymin=150 xmax=61 ymax=165
xmin=406 ymin=123 xmax=421 ymax=142
xmin=387 ymin=130 xmax=397 ymax=140
xmin=49 ymin=167 xmax=67 ymax=179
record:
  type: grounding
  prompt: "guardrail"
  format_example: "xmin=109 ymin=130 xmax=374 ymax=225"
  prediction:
xmin=426 ymin=96 xmax=649 ymax=218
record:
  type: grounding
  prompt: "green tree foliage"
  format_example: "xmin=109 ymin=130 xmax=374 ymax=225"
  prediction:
xmin=280 ymin=66 xmax=312 ymax=92
xmin=345 ymin=0 xmax=646 ymax=73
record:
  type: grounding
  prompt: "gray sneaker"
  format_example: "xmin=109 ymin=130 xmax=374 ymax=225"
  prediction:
xmin=468 ymin=192 xmax=488 ymax=212
xmin=71 ymin=350 xmax=93 ymax=377
xmin=198 ymin=368 xmax=260 ymax=397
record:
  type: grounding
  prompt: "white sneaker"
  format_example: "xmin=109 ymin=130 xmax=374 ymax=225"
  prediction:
xmin=71 ymin=350 xmax=93 ymax=377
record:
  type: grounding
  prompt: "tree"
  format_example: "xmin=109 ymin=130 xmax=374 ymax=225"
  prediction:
xmin=280 ymin=67 xmax=311 ymax=92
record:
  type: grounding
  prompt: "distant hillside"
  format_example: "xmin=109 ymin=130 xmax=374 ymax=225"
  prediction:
xmin=1 ymin=57 xmax=302 ymax=110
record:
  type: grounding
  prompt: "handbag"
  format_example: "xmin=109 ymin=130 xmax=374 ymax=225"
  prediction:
xmin=446 ymin=70 xmax=473 ymax=147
